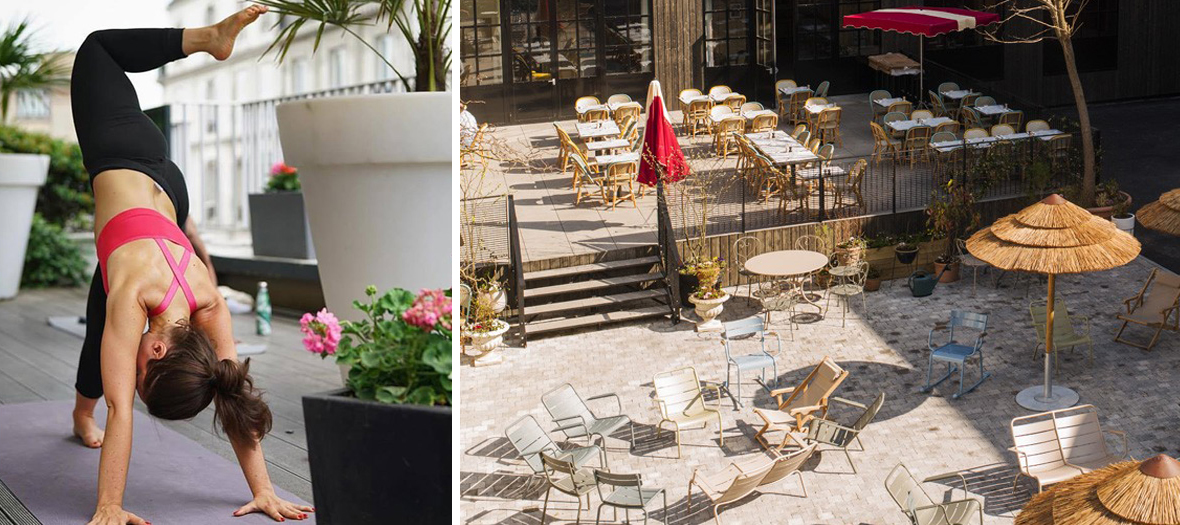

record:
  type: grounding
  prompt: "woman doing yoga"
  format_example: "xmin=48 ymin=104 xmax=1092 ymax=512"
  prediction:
xmin=70 ymin=6 xmax=312 ymax=524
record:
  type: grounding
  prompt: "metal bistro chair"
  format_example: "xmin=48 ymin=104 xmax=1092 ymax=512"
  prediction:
xmin=807 ymin=392 xmax=885 ymax=474
xmin=540 ymin=452 xmax=599 ymax=525
xmin=653 ymin=367 xmax=725 ymax=457
xmin=1030 ymin=299 xmax=1094 ymax=369
xmin=733 ymin=236 xmax=763 ymax=298
xmin=885 ymin=463 xmax=983 ymax=525
xmin=542 ymin=383 xmax=635 ymax=450
xmin=506 ymin=415 xmax=607 ymax=493
xmin=720 ymin=316 xmax=781 ymax=407
xmin=593 ymin=471 xmax=667 ymax=525
xmin=921 ymin=311 xmax=991 ymax=399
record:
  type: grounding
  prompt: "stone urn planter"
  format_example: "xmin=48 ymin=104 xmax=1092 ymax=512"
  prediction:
xmin=689 ymin=292 xmax=730 ymax=332
xmin=465 ymin=320 xmax=509 ymax=367
xmin=476 ymin=285 xmax=508 ymax=314
xmin=0 ymin=153 xmax=49 ymax=299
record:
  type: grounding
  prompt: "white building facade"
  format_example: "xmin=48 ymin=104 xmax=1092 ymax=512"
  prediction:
xmin=160 ymin=0 xmax=418 ymax=233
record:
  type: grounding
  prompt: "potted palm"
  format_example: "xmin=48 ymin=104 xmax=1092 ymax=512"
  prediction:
xmin=259 ymin=0 xmax=452 ymax=319
xmin=247 ymin=161 xmax=316 ymax=259
xmin=926 ymin=179 xmax=980 ymax=284
xmin=0 ymin=20 xmax=66 ymax=299
xmin=301 ymin=285 xmax=451 ymax=524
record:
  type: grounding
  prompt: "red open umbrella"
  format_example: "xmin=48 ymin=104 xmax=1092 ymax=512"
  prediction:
xmin=637 ymin=92 xmax=689 ymax=186
xmin=842 ymin=6 xmax=1000 ymax=96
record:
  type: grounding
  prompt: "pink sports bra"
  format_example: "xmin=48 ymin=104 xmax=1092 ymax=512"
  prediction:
xmin=96 ymin=208 xmax=198 ymax=317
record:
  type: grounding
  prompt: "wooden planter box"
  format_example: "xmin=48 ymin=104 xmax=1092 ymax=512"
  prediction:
xmin=863 ymin=240 xmax=946 ymax=281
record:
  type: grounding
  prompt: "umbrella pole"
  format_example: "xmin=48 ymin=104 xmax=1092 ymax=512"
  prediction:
xmin=1017 ymin=273 xmax=1080 ymax=411
xmin=919 ymin=35 xmax=924 ymax=101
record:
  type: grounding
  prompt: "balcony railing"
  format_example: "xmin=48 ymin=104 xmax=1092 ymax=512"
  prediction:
xmin=157 ymin=78 xmax=407 ymax=233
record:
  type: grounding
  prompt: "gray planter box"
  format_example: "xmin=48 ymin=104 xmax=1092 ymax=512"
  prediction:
xmin=248 ymin=192 xmax=315 ymax=260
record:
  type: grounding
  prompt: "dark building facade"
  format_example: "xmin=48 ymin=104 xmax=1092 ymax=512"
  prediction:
xmin=461 ymin=0 xmax=1180 ymax=124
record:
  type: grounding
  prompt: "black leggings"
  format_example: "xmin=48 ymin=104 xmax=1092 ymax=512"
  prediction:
xmin=73 ymin=29 xmax=191 ymax=399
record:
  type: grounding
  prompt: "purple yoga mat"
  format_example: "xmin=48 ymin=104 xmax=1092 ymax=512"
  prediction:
xmin=0 ymin=400 xmax=315 ymax=524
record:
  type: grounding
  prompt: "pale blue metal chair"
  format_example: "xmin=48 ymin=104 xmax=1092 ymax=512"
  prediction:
xmin=921 ymin=310 xmax=991 ymax=399
xmin=543 ymin=384 xmax=635 ymax=450
xmin=720 ymin=316 xmax=780 ymax=407
xmin=815 ymin=80 xmax=830 ymax=98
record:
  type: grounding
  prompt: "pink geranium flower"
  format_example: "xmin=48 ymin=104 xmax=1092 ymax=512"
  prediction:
xmin=270 ymin=161 xmax=297 ymax=176
xmin=402 ymin=289 xmax=452 ymax=332
xmin=300 ymin=308 xmax=342 ymax=356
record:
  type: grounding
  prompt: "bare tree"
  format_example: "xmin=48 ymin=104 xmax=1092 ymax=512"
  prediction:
xmin=982 ymin=0 xmax=1097 ymax=205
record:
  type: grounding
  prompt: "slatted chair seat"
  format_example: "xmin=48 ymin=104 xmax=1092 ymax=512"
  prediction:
xmin=1010 ymin=404 xmax=1130 ymax=493
xmin=506 ymin=416 xmax=606 ymax=476
xmin=921 ymin=311 xmax=991 ymax=399
xmin=688 ymin=455 xmax=776 ymax=524
xmin=653 ymin=367 xmax=724 ymax=458
xmin=720 ymin=317 xmax=781 ymax=407
xmin=540 ymin=452 xmax=600 ymax=525
xmin=753 ymin=356 xmax=848 ymax=451
xmin=542 ymin=383 xmax=635 ymax=451
xmin=1115 ymin=269 xmax=1180 ymax=350
xmin=885 ymin=463 xmax=983 ymax=525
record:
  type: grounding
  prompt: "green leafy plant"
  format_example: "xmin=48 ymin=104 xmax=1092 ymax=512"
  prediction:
xmin=460 ymin=266 xmax=507 ymax=334
xmin=926 ymin=179 xmax=980 ymax=264
xmin=302 ymin=286 xmax=452 ymax=405
xmin=0 ymin=126 xmax=92 ymax=228
xmin=836 ymin=236 xmax=866 ymax=249
xmin=21 ymin=213 xmax=87 ymax=288
xmin=1093 ymin=179 xmax=1123 ymax=208
xmin=0 ymin=20 xmax=69 ymax=121
xmin=264 ymin=161 xmax=301 ymax=192
xmin=256 ymin=0 xmax=451 ymax=92
xmin=679 ymin=256 xmax=726 ymax=299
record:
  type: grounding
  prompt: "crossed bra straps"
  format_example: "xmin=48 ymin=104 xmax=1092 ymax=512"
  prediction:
xmin=96 ymin=208 xmax=198 ymax=317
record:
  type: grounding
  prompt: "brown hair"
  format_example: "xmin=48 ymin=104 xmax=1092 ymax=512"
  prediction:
xmin=142 ymin=324 xmax=272 ymax=443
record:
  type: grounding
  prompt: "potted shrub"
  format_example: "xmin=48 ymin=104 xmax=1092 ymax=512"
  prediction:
xmin=300 ymin=286 xmax=451 ymax=524
xmin=262 ymin=0 xmax=451 ymax=320
xmin=682 ymin=257 xmax=728 ymax=332
xmin=835 ymin=236 xmax=867 ymax=266
xmin=926 ymin=179 xmax=980 ymax=284
xmin=1111 ymin=193 xmax=1135 ymax=235
xmin=1086 ymin=179 xmax=1131 ymax=220
xmin=248 ymin=161 xmax=316 ymax=259
xmin=462 ymin=276 xmax=510 ymax=367
xmin=864 ymin=265 xmax=882 ymax=292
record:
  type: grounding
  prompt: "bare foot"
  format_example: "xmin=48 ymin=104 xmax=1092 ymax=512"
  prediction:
xmin=208 ymin=5 xmax=268 ymax=60
xmin=72 ymin=410 xmax=104 ymax=448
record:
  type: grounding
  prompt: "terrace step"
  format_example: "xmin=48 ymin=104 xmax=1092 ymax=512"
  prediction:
xmin=524 ymin=256 xmax=660 ymax=282
xmin=524 ymin=289 xmax=666 ymax=317
xmin=523 ymin=272 xmax=664 ymax=300
xmin=525 ymin=305 xmax=669 ymax=337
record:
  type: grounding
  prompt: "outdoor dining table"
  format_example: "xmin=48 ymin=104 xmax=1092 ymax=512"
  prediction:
xmin=778 ymin=85 xmax=812 ymax=97
xmin=802 ymin=103 xmax=838 ymax=115
xmin=607 ymin=101 xmax=640 ymax=112
xmin=576 ymin=119 xmax=621 ymax=141
xmin=741 ymin=109 xmax=777 ymax=120
xmin=874 ymin=97 xmax=907 ymax=108
xmin=744 ymin=131 xmax=820 ymax=170
xmin=744 ymin=250 xmax=830 ymax=310
xmin=710 ymin=92 xmax=740 ymax=103
xmin=974 ymin=104 xmax=1012 ymax=117
xmin=940 ymin=89 xmax=977 ymax=101
xmin=679 ymin=93 xmax=711 ymax=105
xmin=930 ymin=129 xmax=1064 ymax=153
xmin=887 ymin=116 xmax=953 ymax=133
xmin=593 ymin=151 xmax=641 ymax=165
xmin=584 ymin=137 xmax=632 ymax=153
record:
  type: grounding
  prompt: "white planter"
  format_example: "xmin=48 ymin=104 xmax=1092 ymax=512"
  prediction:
xmin=0 ymin=153 xmax=50 ymax=300
xmin=338 ymin=363 xmax=351 ymax=386
xmin=1113 ymin=214 xmax=1135 ymax=235
xmin=465 ymin=321 xmax=509 ymax=367
xmin=689 ymin=292 xmax=730 ymax=332
xmin=477 ymin=286 xmax=508 ymax=314
xmin=275 ymin=92 xmax=451 ymax=320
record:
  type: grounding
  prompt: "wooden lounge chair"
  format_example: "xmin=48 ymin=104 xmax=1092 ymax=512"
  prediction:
xmin=542 ymin=383 xmax=635 ymax=450
xmin=752 ymin=356 xmax=848 ymax=451
xmin=505 ymin=415 xmax=606 ymax=492
xmin=806 ymin=393 xmax=885 ymax=474
xmin=687 ymin=444 xmax=816 ymax=524
xmin=1115 ymin=268 xmax=1180 ymax=350
xmin=652 ymin=367 xmax=724 ymax=458
xmin=1030 ymin=299 xmax=1094 ymax=368
xmin=885 ymin=463 xmax=983 ymax=525
xmin=1009 ymin=404 xmax=1129 ymax=493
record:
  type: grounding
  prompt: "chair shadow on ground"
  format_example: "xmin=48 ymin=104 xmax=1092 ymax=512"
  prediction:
xmin=921 ymin=462 xmax=1033 ymax=519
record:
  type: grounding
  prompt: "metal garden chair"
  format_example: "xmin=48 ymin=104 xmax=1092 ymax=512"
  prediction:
xmin=540 ymin=452 xmax=599 ymax=525
xmin=806 ymin=393 xmax=884 ymax=474
xmin=920 ymin=310 xmax=991 ymax=399
xmin=652 ymin=367 xmax=724 ymax=458
xmin=719 ymin=317 xmax=780 ymax=407
xmin=885 ymin=463 xmax=983 ymax=525
xmin=593 ymin=471 xmax=667 ymax=525
xmin=1030 ymin=299 xmax=1094 ymax=369
xmin=506 ymin=415 xmax=606 ymax=492
xmin=542 ymin=384 xmax=635 ymax=451
xmin=733 ymin=236 xmax=762 ymax=299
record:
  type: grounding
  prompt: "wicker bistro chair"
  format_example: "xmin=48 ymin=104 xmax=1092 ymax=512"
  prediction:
xmin=582 ymin=107 xmax=609 ymax=123
xmin=722 ymin=93 xmax=747 ymax=112
xmin=750 ymin=113 xmax=778 ymax=133
xmin=708 ymin=104 xmax=734 ymax=132
xmin=613 ymin=102 xmax=642 ymax=127
xmin=752 ymin=356 xmax=848 ymax=451
xmin=903 ymin=125 xmax=933 ymax=167
xmin=1026 ymin=119 xmax=1051 ymax=133
xmin=814 ymin=80 xmax=830 ymax=98
xmin=832 ymin=158 xmax=867 ymax=208
xmin=870 ymin=89 xmax=892 ymax=121
xmin=963 ymin=127 xmax=988 ymax=140
xmin=911 ymin=109 xmax=934 ymax=121
xmin=542 ymin=383 xmax=635 ymax=451
xmin=576 ymin=95 xmax=601 ymax=118
xmin=593 ymin=471 xmax=667 ymax=525
xmin=807 ymin=393 xmax=885 ymax=474
xmin=885 ymin=463 xmax=983 ymax=525
xmin=687 ymin=98 xmax=713 ymax=136
xmin=959 ymin=105 xmax=983 ymax=129
xmin=709 ymin=85 xmax=732 ymax=96
xmin=998 ymin=110 xmax=1023 ymax=129
xmin=933 ymin=120 xmax=960 ymax=136
xmin=938 ymin=82 xmax=960 ymax=94
xmin=883 ymin=111 xmax=908 ymax=139
xmin=506 ymin=415 xmax=607 ymax=493
xmin=602 ymin=160 xmax=639 ymax=210
xmin=825 ymin=261 xmax=868 ymax=327
xmin=870 ymin=121 xmax=901 ymax=163
xmin=679 ymin=88 xmax=702 ymax=116
xmin=741 ymin=101 xmax=765 ymax=113
xmin=713 ymin=116 xmax=745 ymax=158
xmin=790 ymin=123 xmax=808 ymax=139
xmin=816 ymin=107 xmax=843 ymax=146
xmin=653 ymin=367 xmax=725 ymax=458
xmin=1115 ymin=268 xmax=1180 ymax=350
xmin=570 ymin=153 xmax=604 ymax=206
xmin=555 ymin=124 xmax=586 ymax=177
xmin=720 ymin=317 xmax=781 ymax=407
xmin=775 ymin=79 xmax=797 ymax=118
xmin=887 ymin=99 xmax=913 ymax=118
xmin=973 ymin=95 xmax=996 ymax=107
xmin=920 ymin=311 xmax=991 ymax=399
xmin=540 ymin=452 xmax=599 ymax=525
xmin=1009 ymin=405 xmax=1130 ymax=493
xmin=990 ymin=123 xmax=1016 ymax=137
xmin=928 ymin=90 xmax=950 ymax=117
xmin=787 ymin=89 xmax=811 ymax=125
xmin=607 ymin=93 xmax=632 ymax=105
xmin=1030 ymin=299 xmax=1094 ymax=369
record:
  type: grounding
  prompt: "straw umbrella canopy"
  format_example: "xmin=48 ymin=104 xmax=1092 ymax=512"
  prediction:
xmin=1016 ymin=454 xmax=1180 ymax=525
xmin=1138 ymin=188 xmax=1180 ymax=237
xmin=965 ymin=194 xmax=1140 ymax=410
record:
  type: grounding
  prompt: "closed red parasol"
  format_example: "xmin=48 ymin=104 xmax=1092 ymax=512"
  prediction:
xmin=637 ymin=93 xmax=689 ymax=186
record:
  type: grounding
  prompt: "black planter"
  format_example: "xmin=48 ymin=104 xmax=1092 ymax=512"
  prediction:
xmin=678 ymin=273 xmax=699 ymax=307
xmin=895 ymin=246 xmax=919 ymax=265
xmin=248 ymin=192 xmax=315 ymax=259
xmin=303 ymin=389 xmax=451 ymax=524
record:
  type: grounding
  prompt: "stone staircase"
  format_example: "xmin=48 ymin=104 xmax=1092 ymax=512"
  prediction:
xmin=516 ymin=251 xmax=671 ymax=341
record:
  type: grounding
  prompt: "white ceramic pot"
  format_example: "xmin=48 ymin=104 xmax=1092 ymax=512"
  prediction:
xmin=689 ymin=292 xmax=730 ymax=332
xmin=1113 ymin=214 xmax=1135 ymax=235
xmin=0 ymin=153 xmax=50 ymax=300
xmin=465 ymin=320 xmax=509 ymax=367
xmin=275 ymin=92 xmax=451 ymax=321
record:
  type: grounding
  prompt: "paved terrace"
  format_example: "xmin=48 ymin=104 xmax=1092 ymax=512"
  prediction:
xmin=0 ymin=287 xmax=341 ymax=503
xmin=460 ymin=257 xmax=1179 ymax=524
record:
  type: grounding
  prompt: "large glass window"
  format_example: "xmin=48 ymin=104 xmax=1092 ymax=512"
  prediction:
xmin=507 ymin=0 xmax=555 ymax=83
xmin=555 ymin=0 xmax=598 ymax=78
xmin=602 ymin=0 xmax=652 ymax=74
xmin=460 ymin=0 xmax=504 ymax=86
xmin=797 ymin=0 xmax=879 ymax=61
xmin=704 ymin=0 xmax=747 ymax=66
xmin=753 ymin=0 xmax=772 ymax=67
xmin=1043 ymin=0 xmax=1118 ymax=74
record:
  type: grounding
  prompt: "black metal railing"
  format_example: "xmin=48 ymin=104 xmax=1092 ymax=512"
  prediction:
xmin=506 ymin=195 xmax=527 ymax=345
xmin=655 ymin=180 xmax=682 ymax=324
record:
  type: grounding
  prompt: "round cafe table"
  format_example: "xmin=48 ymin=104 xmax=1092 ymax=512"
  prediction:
xmin=744 ymin=250 xmax=829 ymax=277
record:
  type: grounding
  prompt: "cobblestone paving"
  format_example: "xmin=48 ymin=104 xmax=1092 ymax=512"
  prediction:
xmin=460 ymin=258 xmax=1180 ymax=524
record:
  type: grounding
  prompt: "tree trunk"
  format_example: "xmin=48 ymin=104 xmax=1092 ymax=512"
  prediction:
xmin=413 ymin=0 xmax=448 ymax=92
xmin=1058 ymin=33 xmax=1096 ymax=206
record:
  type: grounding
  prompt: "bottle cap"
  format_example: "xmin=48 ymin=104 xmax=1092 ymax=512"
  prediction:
xmin=259 ymin=281 xmax=268 ymax=288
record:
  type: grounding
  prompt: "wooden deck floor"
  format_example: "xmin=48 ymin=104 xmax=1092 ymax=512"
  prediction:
xmin=0 ymin=286 xmax=342 ymax=503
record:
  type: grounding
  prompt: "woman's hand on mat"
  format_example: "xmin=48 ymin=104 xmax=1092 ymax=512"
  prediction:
xmin=88 ymin=504 xmax=148 ymax=525
xmin=234 ymin=491 xmax=314 ymax=521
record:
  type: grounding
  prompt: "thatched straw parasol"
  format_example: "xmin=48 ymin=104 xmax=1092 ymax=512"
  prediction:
xmin=966 ymin=194 xmax=1140 ymax=410
xmin=1015 ymin=454 xmax=1180 ymax=525
xmin=1138 ymin=189 xmax=1180 ymax=237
